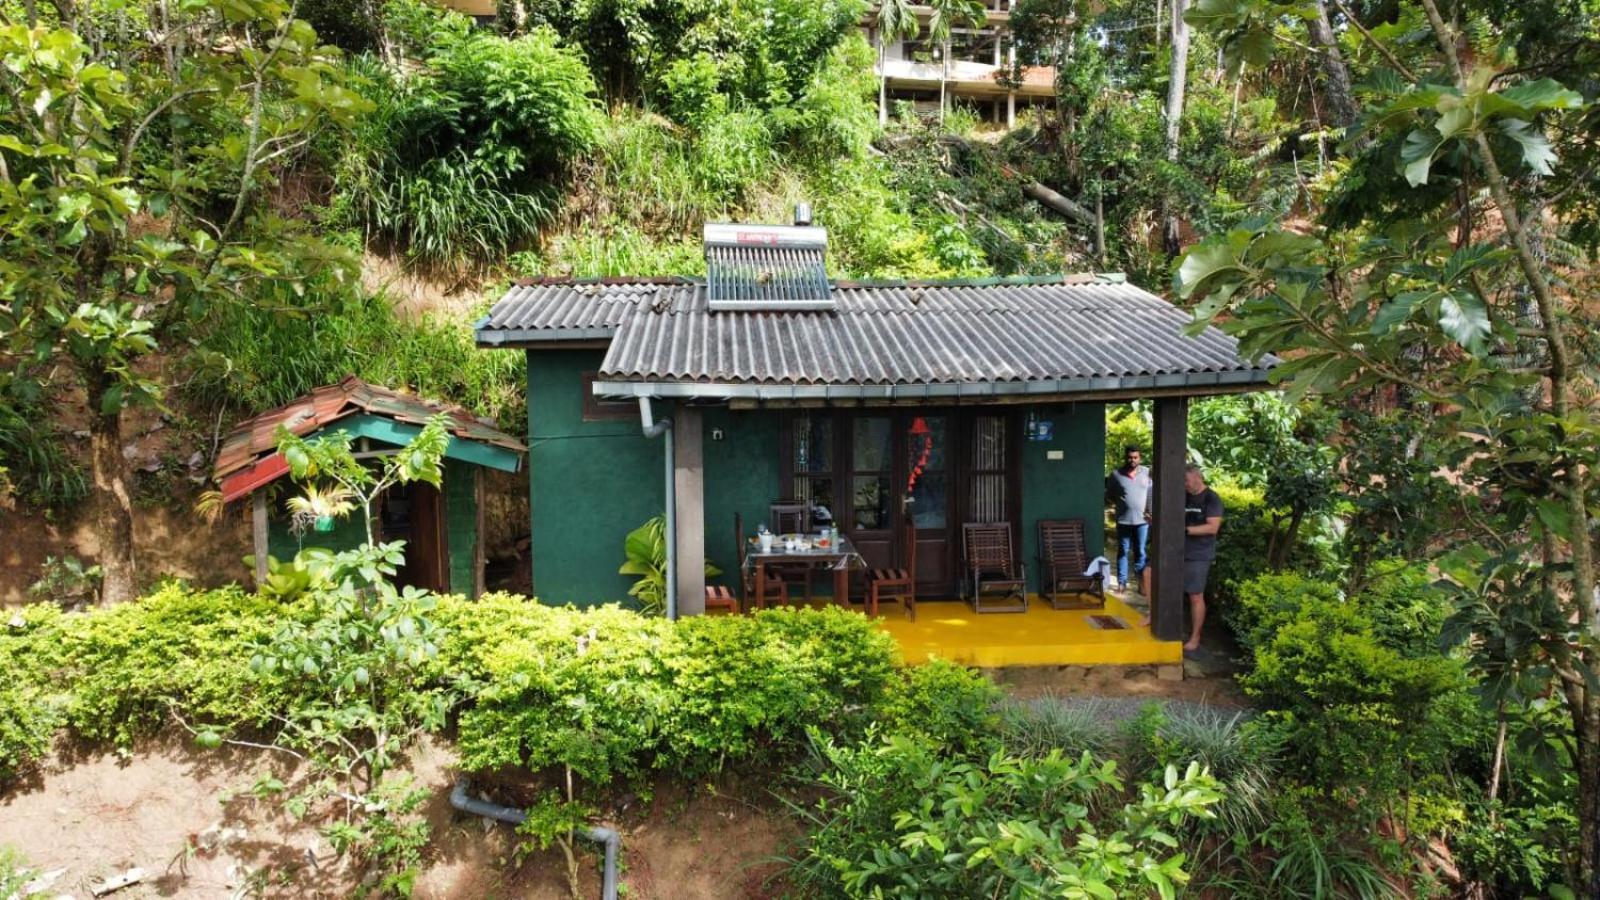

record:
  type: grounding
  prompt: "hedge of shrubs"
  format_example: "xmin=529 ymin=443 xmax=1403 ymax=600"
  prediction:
xmin=0 ymin=586 xmax=899 ymax=786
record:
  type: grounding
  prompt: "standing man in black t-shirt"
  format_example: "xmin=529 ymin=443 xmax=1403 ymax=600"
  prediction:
xmin=1182 ymin=465 xmax=1225 ymax=651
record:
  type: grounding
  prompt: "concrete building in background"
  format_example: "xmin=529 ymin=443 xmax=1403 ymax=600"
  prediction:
xmin=863 ymin=1 xmax=1057 ymax=128
xmin=435 ymin=1 xmax=1059 ymax=129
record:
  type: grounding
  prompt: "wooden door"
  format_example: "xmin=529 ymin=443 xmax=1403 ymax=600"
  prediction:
xmin=845 ymin=414 xmax=895 ymax=574
xmin=905 ymin=412 xmax=955 ymax=595
xmin=394 ymin=482 xmax=451 ymax=594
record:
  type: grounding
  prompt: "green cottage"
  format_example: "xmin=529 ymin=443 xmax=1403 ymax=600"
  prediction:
xmin=214 ymin=377 xmax=525 ymax=598
xmin=474 ymin=212 xmax=1275 ymax=644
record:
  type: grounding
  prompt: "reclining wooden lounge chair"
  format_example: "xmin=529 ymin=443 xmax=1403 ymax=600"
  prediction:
xmin=961 ymin=522 xmax=1028 ymax=614
xmin=1037 ymin=518 xmax=1106 ymax=610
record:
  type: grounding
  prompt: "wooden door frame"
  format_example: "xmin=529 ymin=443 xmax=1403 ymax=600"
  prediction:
xmin=778 ymin=407 xmax=1023 ymax=600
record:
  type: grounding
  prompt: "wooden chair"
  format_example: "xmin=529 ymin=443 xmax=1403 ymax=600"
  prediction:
xmin=961 ymin=522 xmax=1028 ymax=614
xmin=867 ymin=515 xmax=917 ymax=620
xmin=768 ymin=501 xmax=811 ymax=535
xmin=713 ymin=512 xmax=788 ymax=611
xmin=1037 ymin=518 xmax=1106 ymax=610
xmin=767 ymin=501 xmax=814 ymax=602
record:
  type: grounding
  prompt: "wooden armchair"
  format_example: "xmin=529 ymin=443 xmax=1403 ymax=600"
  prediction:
xmin=961 ymin=522 xmax=1028 ymax=614
xmin=1037 ymin=518 xmax=1105 ymax=610
xmin=867 ymin=515 xmax=917 ymax=620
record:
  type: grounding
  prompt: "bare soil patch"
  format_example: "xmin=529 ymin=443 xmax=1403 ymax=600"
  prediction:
xmin=0 ymin=737 xmax=796 ymax=899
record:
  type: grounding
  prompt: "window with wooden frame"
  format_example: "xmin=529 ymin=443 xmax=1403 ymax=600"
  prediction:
xmin=581 ymin=371 xmax=635 ymax=421
xmin=786 ymin=414 xmax=835 ymax=521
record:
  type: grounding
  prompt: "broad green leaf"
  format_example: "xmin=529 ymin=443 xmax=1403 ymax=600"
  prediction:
xmin=1497 ymin=78 xmax=1584 ymax=113
xmin=1373 ymin=290 xmax=1431 ymax=334
xmin=1175 ymin=239 xmax=1246 ymax=299
xmin=1401 ymin=128 xmax=1443 ymax=186
xmin=1437 ymin=289 xmax=1491 ymax=354
xmin=1499 ymin=119 xmax=1557 ymax=175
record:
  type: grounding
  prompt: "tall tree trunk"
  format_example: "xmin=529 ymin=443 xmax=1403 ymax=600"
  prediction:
xmin=1417 ymin=0 xmax=1600 ymax=889
xmin=1308 ymin=0 xmax=1359 ymax=128
xmin=86 ymin=371 xmax=137 ymax=604
xmin=1161 ymin=0 xmax=1189 ymax=258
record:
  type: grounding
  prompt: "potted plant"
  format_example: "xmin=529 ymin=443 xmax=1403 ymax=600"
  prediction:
xmin=287 ymin=483 xmax=358 ymax=534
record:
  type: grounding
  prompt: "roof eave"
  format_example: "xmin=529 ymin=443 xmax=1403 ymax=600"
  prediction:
xmin=590 ymin=368 xmax=1276 ymax=404
xmin=475 ymin=325 xmax=619 ymax=347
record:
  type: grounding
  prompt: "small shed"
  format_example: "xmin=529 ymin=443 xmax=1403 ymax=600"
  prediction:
xmin=214 ymin=377 xmax=525 ymax=597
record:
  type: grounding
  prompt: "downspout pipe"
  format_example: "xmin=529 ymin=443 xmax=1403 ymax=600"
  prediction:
xmin=638 ymin=396 xmax=677 ymax=620
xmin=450 ymin=777 xmax=620 ymax=900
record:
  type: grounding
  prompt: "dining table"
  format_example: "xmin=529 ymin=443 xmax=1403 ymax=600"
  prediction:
xmin=745 ymin=533 xmax=866 ymax=610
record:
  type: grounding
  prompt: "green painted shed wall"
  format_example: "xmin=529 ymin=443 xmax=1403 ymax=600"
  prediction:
xmin=1020 ymin=403 xmax=1107 ymax=593
xmin=265 ymin=452 xmax=486 ymax=597
xmin=443 ymin=458 xmax=478 ymax=596
xmin=526 ymin=349 xmax=664 ymax=606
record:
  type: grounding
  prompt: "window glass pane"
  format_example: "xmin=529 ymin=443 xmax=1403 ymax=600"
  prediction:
xmin=852 ymin=417 xmax=891 ymax=471
xmin=793 ymin=416 xmax=832 ymax=474
xmin=906 ymin=415 xmax=948 ymax=473
xmin=972 ymin=415 xmax=1005 ymax=471
xmin=790 ymin=477 xmax=834 ymax=520
xmin=971 ymin=473 xmax=1006 ymax=522
xmin=852 ymin=475 xmax=890 ymax=530
xmin=910 ymin=472 xmax=948 ymax=529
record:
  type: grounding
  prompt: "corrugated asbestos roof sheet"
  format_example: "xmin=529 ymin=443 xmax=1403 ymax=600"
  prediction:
xmin=475 ymin=275 xmax=1275 ymax=391
xmin=214 ymin=376 xmax=526 ymax=481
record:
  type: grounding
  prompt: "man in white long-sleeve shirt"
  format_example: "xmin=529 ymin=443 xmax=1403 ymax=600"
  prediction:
xmin=1104 ymin=445 xmax=1152 ymax=597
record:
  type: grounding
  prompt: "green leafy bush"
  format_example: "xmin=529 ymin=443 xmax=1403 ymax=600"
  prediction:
xmin=871 ymin=659 xmax=1002 ymax=756
xmin=0 ymin=605 xmax=71 ymax=781
xmin=1231 ymin=570 xmax=1474 ymax=801
xmin=60 ymin=585 xmax=285 ymax=747
xmin=1205 ymin=480 xmax=1332 ymax=611
xmin=188 ymin=293 xmax=527 ymax=434
xmin=447 ymin=602 xmax=896 ymax=784
xmin=335 ymin=27 xmax=601 ymax=267
xmin=789 ymin=732 xmax=1221 ymax=899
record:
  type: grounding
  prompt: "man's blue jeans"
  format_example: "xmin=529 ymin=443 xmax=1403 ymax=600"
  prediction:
xmin=1115 ymin=522 xmax=1149 ymax=587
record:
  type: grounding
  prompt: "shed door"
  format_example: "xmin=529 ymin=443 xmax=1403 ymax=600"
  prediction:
xmin=385 ymin=482 xmax=451 ymax=594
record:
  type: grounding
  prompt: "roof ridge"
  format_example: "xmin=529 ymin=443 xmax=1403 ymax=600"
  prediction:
xmin=512 ymin=275 xmax=696 ymax=287
xmin=831 ymin=273 xmax=1128 ymax=289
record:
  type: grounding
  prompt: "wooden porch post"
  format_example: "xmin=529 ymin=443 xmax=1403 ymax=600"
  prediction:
xmin=673 ymin=407 xmax=707 ymax=616
xmin=251 ymin=491 xmax=269 ymax=589
xmin=1151 ymin=397 xmax=1188 ymax=641
xmin=473 ymin=467 xmax=486 ymax=599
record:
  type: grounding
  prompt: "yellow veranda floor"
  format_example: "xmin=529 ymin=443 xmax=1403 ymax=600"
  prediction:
xmin=874 ymin=594 xmax=1182 ymax=667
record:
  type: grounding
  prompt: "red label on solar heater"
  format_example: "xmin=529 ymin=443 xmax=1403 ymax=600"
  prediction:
xmin=734 ymin=231 xmax=780 ymax=245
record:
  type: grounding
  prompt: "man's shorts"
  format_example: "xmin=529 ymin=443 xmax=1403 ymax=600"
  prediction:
xmin=1183 ymin=558 xmax=1213 ymax=594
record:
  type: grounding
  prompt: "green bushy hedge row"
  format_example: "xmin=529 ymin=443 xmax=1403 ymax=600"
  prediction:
xmin=0 ymin=586 xmax=897 ymax=787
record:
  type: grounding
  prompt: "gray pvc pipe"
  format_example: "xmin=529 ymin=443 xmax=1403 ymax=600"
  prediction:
xmin=449 ymin=777 xmax=619 ymax=900
xmin=638 ymin=397 xmax=677 ymax=621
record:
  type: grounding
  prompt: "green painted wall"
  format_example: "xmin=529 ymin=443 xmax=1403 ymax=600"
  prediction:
xmin=1020 ymin=402 xmax=1107 ymax=594
xmin=517 ymin=371 xmax=1108 ymax=605
xmin=444 ymin=458 xmax=478 ymax=596
xmin=526 ymin=349 xmax=664 ymax=606
xmin=700 ymin=407 xmax=782 ymax=594
xmin=267 ymin=454 xmax=484 ymax=596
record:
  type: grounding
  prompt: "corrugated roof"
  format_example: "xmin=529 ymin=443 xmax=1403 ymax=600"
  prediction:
xmin=475 ymin=275 xmax=1276 ymax=396
xmin=214 ymin=376 xmax=526 ymax=483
